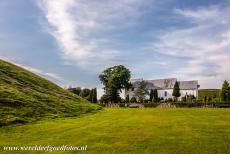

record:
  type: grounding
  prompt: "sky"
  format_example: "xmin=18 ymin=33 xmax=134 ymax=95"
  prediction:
xmin=0 ymin=0 xmax=230 ymax=98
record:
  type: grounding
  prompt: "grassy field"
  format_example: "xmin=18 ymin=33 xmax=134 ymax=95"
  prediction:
xmin=198 ymin=89 xmax=221 ymax=100
xmin=0 ymin=108 xmax=230 ymax=154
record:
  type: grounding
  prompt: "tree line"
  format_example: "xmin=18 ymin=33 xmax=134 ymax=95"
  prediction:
xmin=68 ymin=65 xmax=229 ymax=104
xmin=68 ymin=87 xmax=97 ymax=103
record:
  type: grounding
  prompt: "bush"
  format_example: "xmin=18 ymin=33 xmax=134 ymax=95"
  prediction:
xmin=125 ymin=95 xmax=129 ymax=103
xmin=143 ymin=102 xmax=160 ymax=108
xmin=130 ymin=97 xmax=137 ymax=103
xmin=121 ymin=98 xmax=126 ymax=103
xmin=168 ymin=98 xmax=173 ymax=102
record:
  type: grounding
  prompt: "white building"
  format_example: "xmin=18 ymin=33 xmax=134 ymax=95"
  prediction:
xmin=125 ymin=78 xmax=199 ymax=101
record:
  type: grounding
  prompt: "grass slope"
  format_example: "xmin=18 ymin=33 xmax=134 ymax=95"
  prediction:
xmin=198 ymin=89 xmax=221 ymax=100
xmin=0 ymin=59 xmax=101 ymax=126
xmin=0 ymin=108 xmax=230 ymax=154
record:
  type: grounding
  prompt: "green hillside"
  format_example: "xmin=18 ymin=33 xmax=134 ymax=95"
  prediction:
xmin=0 ymin=59 xmax=101 ymax=126
xmin=198 ymin=89 xmax=221 ymax=100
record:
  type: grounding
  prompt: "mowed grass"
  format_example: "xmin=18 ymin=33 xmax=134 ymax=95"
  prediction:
xmin=198 ymin=89 xmax=221 ymax=100
xmin=0 ymin=108 xmax=230 ymax=154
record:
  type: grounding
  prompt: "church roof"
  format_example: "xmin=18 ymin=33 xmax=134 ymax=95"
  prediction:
xmin=149 ymin=78 xmax=177 ymax=89
xmin=130 ymin=78 xmax=198 ymax=90
xmin=178 ymin=80 xmax=199 ymax=90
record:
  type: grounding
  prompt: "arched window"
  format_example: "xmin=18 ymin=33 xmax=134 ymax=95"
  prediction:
xmin=164 ymin=91 xmax=167 ymax=97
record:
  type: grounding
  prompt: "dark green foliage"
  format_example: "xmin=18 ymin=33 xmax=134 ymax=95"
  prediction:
xmin=172 ymin=81 xmax=181 ymax=99
xmin=168 ymin=98 xmax=173 ymax=102
xmin=99 ymin=65 xmax=131 ymax=103
xmin=125 ymin=94 xmax=129 ymax=103
xmin=149 ymin=89 xmax=154 ymax=102
xmin=204 ymin=96 xmax=207 ymax=102
xmin=181 ymin=96 xmax=186 ymax=102
xmin=100 ymin=94 xmax=109 ymax=104
xmin=221 ymin=80 xmax=230 ymax=101
xmin=68 ymin=87 xmax=81 ymax=95
xmin=92 ymin=88 xmax=97 ymax=103
xmin=80 ymin=88 xmax=91 ymax=98
xmin=0 ymin=59 xmax=101 ymax=126
xmin=153 ymin=89 xmax=158 ymax=102
xmin=121 ymin=98 xmax=126 ymax=103
xmin=87 ymin=89 xmax=94 ymax=102
xmin=142 ymin=102 xmax=160 ymax=107
xmin=130 ymin=97 xmax=137 ymax=103
xmin=133 ymin=81 xmax=149 ymax=103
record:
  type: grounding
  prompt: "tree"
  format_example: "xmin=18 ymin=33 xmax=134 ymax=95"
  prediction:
xmin=125 ymin=94 xmax=130 ymax=103
xmin=80 ymin=88 xmax=91 ymax=98
xmin=100 ymin=94 xmax=109 ymax=104
xmin=221 ymin=80 xmax=230 ymax=101
xmin=172 ymin=81 xmax=181 ymax=101
xmin=88 ymin=89 xmax=92 ymax=101
xmin=133 ymin=80 xmax=149 ymax=103
xmin=99 ymin=65 xmax=131 ymax=103
xmin=153 ymin=89 xmax=158 ymax=102
xmin=204 ymin=96 xmax=207 ymax=102
xmin=92 ymin=88 xmax=97 ymax=103
xmin=68 ymin=87 xmax=81 ymax=95
xmin=149 ymin=89 xmax=154 ymax=102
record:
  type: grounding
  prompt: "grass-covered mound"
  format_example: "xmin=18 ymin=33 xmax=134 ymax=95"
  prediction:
xmin=0 ymin=59 xmax=101 ymax=126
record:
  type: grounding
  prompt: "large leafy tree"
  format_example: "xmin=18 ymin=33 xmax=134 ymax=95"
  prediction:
xmin=133 ymin=81 xmax=149 ymax=103
xmin=172 ymin=81 xmax=181 ymax=100
xmin=221 ymin=80 xmax=230 ymax=101
xmin=99 ymin=65 xmax=131 ymax=103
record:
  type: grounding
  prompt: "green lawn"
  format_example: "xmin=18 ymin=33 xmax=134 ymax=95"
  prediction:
xmin=198 ymin=89 xmax=221 ymax=100
xmin=0 ymin=108 xmax=230 ymax=154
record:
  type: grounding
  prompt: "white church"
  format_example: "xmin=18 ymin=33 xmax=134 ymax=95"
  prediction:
xmin=125 ymin=78 xmax=200 ymax=101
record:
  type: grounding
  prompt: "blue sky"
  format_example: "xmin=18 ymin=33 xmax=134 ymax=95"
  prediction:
xmin=1 ymin=0 xmax=230 ymax=97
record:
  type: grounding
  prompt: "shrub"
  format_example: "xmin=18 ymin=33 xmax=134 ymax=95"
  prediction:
xmin=125 ymin=95 xmax=129 ymax=103
xmin=121 ymin=98 xmax=126 ymax=103
xmin=130 ymin=97 xmax=137 ymax=103
xmin=143 ymin=102 xmax=160 ymax=108
xmin=168 ymin=98 xmax=173 ymax=102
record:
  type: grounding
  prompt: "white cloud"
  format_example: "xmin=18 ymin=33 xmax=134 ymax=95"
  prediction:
xmin=16 ymin=63 xmax=64 ymax=81
xmin=151 ymin=5 xmax=230 ymax=88
xmin=174 ymin=6 xmax=219 ymax=23
xmin=38 ymin=0 xmax=147 ymax=71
